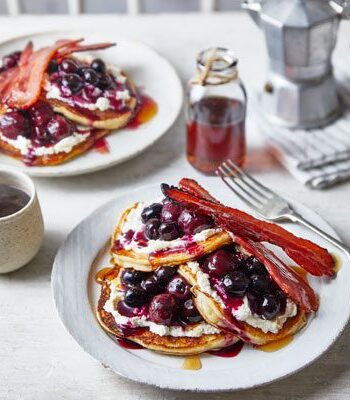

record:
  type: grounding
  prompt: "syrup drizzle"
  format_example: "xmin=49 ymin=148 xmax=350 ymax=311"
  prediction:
xmin=182 ymin=355 xmax=202 ymax=370
xmin=207 ymin=341 xmax=244 ymax=358
xmin=95 ymin=267 xmax=118 ymax=284
xmin=94 ymin=137 xmax=110 ymax=154
xmin=256 ymin=335 xmax=294 ymax=352
xmin=332 ymin=253 xmax=342 ymax=273
xmin=117 ymin=338 xmax=143 ymax=350
xmin=127 ymin=94 xmax=158 ymax=129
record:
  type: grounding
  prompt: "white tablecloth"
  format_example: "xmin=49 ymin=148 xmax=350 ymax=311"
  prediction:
xmin=0 ymin=12 xmax=349 ymax=400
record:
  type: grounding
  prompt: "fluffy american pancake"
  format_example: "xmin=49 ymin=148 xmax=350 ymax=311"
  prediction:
xmin=178 ymin=262 xmax=308 ymax=346
xmin=0 ymin=125 xmax=109 ymax=166
xmin=96 ymin=266 xmax=238 ymax=355
xmin=0 ymin=103 xmax=109 ymax=166
xmin=110 ymin=202 xmax=232 ymax=271
xmin=44 ymin=57 xmax=138 ymax=129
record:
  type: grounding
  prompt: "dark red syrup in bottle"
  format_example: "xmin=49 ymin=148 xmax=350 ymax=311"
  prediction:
xmin=187 ymin=96 xmax=246 ymax=175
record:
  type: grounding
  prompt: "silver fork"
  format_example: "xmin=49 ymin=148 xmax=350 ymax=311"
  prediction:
xmin=216 ymin=159 xmax=350 ymax=260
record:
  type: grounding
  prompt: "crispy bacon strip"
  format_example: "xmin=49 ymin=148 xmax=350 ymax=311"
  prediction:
xmin=179 ymin=178 xmax=220 ymax=203
xmin=2 ymin=39 xmax=115 ymax=109
xmin=19 ymin=41 xmax=34 ymax=65
xmin=57 ymin=42 xmax=115 ymax=60
xmin=233 ymin=235 xmax=319 ymax=312
xmin=177 ymin=179 xmax=319 ymax=311
xmin=4 ymin=39 xmax=80 ymax=109
xmin=0 ymin=42 xmax=33 ymax=97
xmin=161 ymin=183 xmax=334 ymax=277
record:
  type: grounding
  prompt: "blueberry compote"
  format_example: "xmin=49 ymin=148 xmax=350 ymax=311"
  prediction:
xmin=200 ymin=246 xmax=287 ymax=321
xmin=47 ymin=57 xmax=134 ymax=115
xmin=0 ymin=101 xmax=88 ymax=165
xmin=0 ymin=50 xmax=21 ymax=73
xmin=117 ymin=267 xmax=202 ymax=331
xmin=114 ymin=198 xmax=216 ymax=255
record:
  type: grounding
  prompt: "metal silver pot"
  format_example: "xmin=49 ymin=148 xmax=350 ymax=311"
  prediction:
xmin=242 ymin=0 xmax=350 ymax=128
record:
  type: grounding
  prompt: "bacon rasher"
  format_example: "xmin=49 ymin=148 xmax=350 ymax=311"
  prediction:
xmin=162 ymin=181 xmax=334 ymax=278
xmin=0 ymin=39 xmax=115 ymax=110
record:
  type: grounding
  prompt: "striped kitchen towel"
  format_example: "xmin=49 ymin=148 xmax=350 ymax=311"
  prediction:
xmin=253 ymin=59 xmax=350 ymax=189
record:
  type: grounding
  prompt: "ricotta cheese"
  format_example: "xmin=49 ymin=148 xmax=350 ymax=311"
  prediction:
xmin=233 ymin=296 xmax=297 ymax=334
xmin=104 ymin=281 xmax=220 ymax=337
xmin=0 ymin=130 xmax=90 ymax=156
xmin=120 ymin=201 xmax=222 ymax=255
xmin=186 ymin=261 xmax=297 ymax=334
xmin=45 ymin=82 xmax=112 ymax=112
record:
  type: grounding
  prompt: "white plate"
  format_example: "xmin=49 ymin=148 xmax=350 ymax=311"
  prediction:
xmin=0 ymin=31 xmax=183 ymax=177
xmin=52 ymin=182 xmax=350 ymax=391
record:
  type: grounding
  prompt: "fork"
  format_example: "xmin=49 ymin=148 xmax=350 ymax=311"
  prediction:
xmin=216 ymin=159 xmax=350 ymax=260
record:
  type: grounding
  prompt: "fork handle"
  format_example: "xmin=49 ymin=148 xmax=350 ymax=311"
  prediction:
xmin=287 ymin=212 xmax=350 ymax=260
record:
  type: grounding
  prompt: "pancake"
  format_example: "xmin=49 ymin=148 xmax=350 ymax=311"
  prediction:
xmin=44 ymin=57 xmax=138 ymax=129
xmin=0 ymin=125 xmax=109 ymax=166
xmin=96 ymin=266 xmax=238 ymax=355
xmin=178 ymin=261 xmax=308 ymax=346
xmin=110 ymin=202 xmax=232 ymax=272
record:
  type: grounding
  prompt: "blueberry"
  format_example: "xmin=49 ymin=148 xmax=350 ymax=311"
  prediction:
xmin=91 ymin=58 xmax=106 ymax=74
xmin=222 ymin=271 xmax=249 ymax=297
xmin=46 ymin=115 xmax=74 ymax=140
xmin=149 ymin=293 xmax=177 ymax=325
xmin=154 ymin=267 xmax=177 ymax=287
xmin=166 ymin=275 xmax=191 ymax=300
xmin=97 ymin=74 xmax=114 ymax=90
xmin=124 ymin=287 xmax=148 ymax=307
xmin=247 ymin=292 xmax=281 ymax=320
xmin=181 ymin=299 xmax=202 ymax=323
xmin=61 ymin=73 xmax=84 ymax=94
xmin=202 ymin=249 xmax=239 ymax=277
xmin=161 ymin=202 xmax=183 ymax=223
xmin=141 ymin=275 xmax=162 ymax=295
xmin=159 ymin=222 xmax=180 ymax=241
xmin=144 ymin=218 xmax=161 ymax=240
xmin=244 ymin=256 xmax=267 ymax=276
xmin=249 ymin=274 xmax=274 ymax=295
xmin=0 ymin=112 xmax=30 ymax=139
xmin=121 ymin=269 xmax=146 ymax=287
xmin=79 ymin=67 xmax=99 ymax=85
xmin=141 ymin=203 xmax=163 ymax=223
xmin=47 ymin=59 xmax=59 ymax=74
xmin=178 ymin=209 xmax=213 ymax=235
xmin=60 ymin=58 xmax=80 ymax=74
xmin=116 ymin=300 xmax=137 ymax=317
xmin=28 ymin=101 xmax=54 ymax=127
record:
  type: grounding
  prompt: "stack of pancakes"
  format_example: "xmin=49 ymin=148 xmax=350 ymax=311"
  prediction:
xmin=96 ymin=188 xmax=321 ymax=355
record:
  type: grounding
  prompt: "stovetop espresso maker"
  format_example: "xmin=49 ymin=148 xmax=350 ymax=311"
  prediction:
xmin=242 ymin=0 xmax=350 ymax=128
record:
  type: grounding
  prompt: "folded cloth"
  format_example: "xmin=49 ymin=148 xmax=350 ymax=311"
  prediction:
xmin=252 ymin=59 xmax=350 ymax=189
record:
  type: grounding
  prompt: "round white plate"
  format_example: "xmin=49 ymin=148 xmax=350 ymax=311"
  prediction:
xmin=0 ymin=31 xmax=183 ymax=177
xmin=52 ymin=183 xmax=350 ymax=391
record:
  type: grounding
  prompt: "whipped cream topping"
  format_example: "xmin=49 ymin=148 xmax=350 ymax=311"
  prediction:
xmin=0 ymin=128 xmax=90 ymax=156
xmin=187 ymin=261 xmax=297 ymax=334
xmin=118 ymin=201 xmax=222 ymax=256
xmin=104 ymin=279 xmax=220 ymax=338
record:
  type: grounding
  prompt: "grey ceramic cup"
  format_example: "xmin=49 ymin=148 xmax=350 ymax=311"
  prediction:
xmin=0 ymin=168 xmax=44 ymax=273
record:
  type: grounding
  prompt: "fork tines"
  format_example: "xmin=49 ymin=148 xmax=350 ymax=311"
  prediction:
xmin=216 ymin=159 xmax=274 ymax=211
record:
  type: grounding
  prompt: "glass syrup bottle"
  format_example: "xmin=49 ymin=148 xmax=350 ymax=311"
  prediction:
xmin=186 ymin=47 xmax=247 ymax=175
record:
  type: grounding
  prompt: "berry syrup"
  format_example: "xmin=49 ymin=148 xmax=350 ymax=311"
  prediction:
xmin=117 ymin=338 xmax=143 ymax=350
xmin=207 ymin=341 xmax=244 ymax=358
xmin=93 ymin=137 xmax=109 ymax=154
